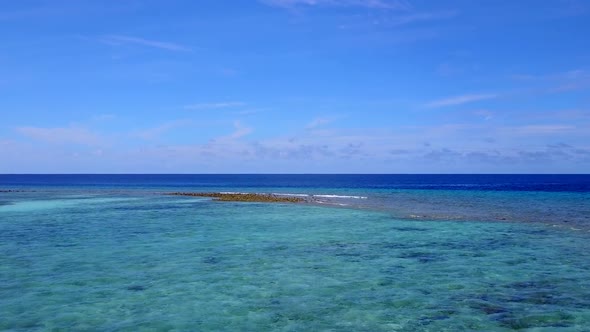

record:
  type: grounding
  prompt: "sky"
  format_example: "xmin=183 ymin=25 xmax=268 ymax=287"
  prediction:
xmin=0 ymin=0 xmax=589 ymax=173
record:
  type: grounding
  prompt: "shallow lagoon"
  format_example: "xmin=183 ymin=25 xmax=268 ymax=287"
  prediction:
xmin=1 ymin=191 xmax=590 ymax=331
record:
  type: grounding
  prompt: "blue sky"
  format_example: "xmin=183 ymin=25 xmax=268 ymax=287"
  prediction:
xmin=1 ymin=0 xmax=589 ymax=173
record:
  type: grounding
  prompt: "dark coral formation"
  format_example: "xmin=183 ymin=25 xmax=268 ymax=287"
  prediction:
xmin=167 ymin=192 xmax=306 ymax=203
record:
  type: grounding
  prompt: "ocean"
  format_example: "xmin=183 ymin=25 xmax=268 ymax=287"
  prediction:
xmin=1 ymin=174 xmax=589 ymax=331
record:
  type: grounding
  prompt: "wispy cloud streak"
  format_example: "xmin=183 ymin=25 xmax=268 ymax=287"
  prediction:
xmin=15 ymin=126 xmax=104 ymax=146
xmin=387 ymin=10 xmax=457 ymax=26
xmin=260 ymin=0 xmax=410 ymax=10
xmin=425 ymin=94 xmax=497 ymax=108
xmin=101 ymin=35 xmax=190 ymax=52
xmin=224 ymin=121 xmax=253 ymax=139
xmin=508 ymin=125 xmax=575 ymax=135
xmin=133 ymin=120 xmax=190 ymax=140
xmin=184 ymin=102 xmax=246 ymax=110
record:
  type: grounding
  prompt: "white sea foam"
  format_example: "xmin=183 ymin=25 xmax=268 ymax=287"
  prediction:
xmin=271 ymin=193 xmax=310 ymax=197
xmin=217 ymin=192 xmax=366 ymax=199
xmin=312 ymin=194 xmax=368 ymax=199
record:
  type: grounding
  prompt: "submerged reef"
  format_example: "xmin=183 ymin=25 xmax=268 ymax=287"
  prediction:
xmin=167 ymin=192 xmax=306 ymax=203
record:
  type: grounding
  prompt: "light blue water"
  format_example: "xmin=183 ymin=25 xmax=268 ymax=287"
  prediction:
xmin=1 ymin=188 xmax=590 ymax=331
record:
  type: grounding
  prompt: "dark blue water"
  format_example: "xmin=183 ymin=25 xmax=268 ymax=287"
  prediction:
xmin=2 ymin=174 xmax=589 ymax=192
xmin=2 ymin=175 xmax=589 ymax=228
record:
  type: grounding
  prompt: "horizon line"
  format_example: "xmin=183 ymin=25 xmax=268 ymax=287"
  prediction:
xmin=1 ymin=173 xmax=589 ymax=176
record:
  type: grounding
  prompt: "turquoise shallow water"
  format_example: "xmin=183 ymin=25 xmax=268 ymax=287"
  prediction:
xmin=1 ymin=190 xmax=590 ymax=331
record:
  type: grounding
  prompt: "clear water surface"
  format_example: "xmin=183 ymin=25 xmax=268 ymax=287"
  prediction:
xmin=1 ymin=175 xmax=589 ymax=331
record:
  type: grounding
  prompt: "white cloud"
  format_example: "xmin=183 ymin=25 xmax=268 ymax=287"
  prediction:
xmin=511 ymin=69 xmax=590 ymax=94
xmin=425 ymin=94 xmax=497 ymax=108
xmin=6 ymin=120 xmax=590 ymax=173
xmin=101 ymin=35 xmax=190 ymax=52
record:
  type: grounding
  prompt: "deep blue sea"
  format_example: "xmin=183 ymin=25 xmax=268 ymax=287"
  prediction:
xmin=1 ymin=174 xmax=590 ymax=331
